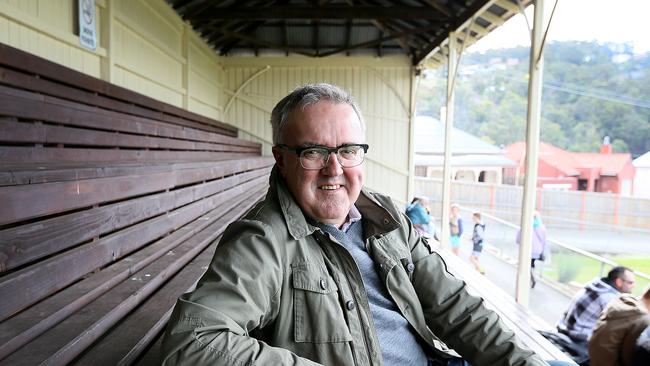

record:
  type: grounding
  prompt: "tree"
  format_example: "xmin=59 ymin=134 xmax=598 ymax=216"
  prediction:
xmin=417 ymin=41 xmax=650 ymax=157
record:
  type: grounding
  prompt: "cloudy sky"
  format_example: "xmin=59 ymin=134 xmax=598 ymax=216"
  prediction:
xmin=468 ymin=0 xmax=650 ymax=54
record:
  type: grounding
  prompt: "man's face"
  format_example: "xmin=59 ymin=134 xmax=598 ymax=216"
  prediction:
xmin=615 ymin=270 xmax=636 ymax=293
xmin=273 ymin=101 xmax=365 ymax=228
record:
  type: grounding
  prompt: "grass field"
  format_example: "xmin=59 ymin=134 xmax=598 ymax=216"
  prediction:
xmin=542 ymin=253 xmax=650 ymax=296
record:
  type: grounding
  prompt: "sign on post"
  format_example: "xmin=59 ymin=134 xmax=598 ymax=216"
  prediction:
xmin=78 ymin=0 xmax=97 ymax=50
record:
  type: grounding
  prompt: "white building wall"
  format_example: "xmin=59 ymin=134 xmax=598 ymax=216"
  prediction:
xmin=634 ymin=167 xmax=650 ymax=198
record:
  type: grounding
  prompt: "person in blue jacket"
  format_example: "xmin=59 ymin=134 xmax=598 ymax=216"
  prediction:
xmin=406 ymin=197 xmax=438 ymax=241
xmin=449 ymin=203 xmax=463 ymax=255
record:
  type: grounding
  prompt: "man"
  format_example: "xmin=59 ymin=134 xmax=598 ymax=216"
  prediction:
xmin=588 ymin=285 xmax=650 ymax=366
xmin=558 ymin=266 xmax=636 ymax=347
xmin=161 ymin=84 xmax=547 ymax=365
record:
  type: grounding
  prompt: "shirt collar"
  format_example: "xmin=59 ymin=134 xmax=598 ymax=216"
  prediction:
xmin=340 ymin=204 xmax=362 ymax=232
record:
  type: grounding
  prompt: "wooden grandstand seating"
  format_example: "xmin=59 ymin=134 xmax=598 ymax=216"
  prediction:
xmin=436 ymin=247 xmax=575 ymax=363
xmin=0 ymin=44 xmax=274 ymax=365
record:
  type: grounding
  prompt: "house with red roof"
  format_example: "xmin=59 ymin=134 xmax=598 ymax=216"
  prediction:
xmin=504 ymin=139 xmax=635 ymax=195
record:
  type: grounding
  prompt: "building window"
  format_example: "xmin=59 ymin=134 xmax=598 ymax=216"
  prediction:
xmin=578 ymin=179 xmax=588 ymax=191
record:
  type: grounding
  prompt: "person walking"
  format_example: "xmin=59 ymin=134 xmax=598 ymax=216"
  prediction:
xmin=516 ymin=210 xmax=547 ymax=288
xmin=469 ymin=212 xmax=486 ymax=274
xmin=449 ymin=203 xmax=463 ymax=256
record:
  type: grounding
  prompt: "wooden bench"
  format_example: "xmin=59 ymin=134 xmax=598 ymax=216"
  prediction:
xmin=435 ymin=246 xmax=574 ymax=363
xmin=0 ymin=44 xmax=274 ymax=365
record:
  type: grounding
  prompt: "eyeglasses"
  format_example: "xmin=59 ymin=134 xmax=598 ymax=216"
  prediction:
xmin=276 ymin=143 xmax=369 ymax=170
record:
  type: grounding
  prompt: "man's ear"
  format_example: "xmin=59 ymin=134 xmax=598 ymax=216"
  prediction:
xmin=272 ymin=146 xmax=286 ymax=173
xmin=614 ymin=277 xmax=623 ymax=290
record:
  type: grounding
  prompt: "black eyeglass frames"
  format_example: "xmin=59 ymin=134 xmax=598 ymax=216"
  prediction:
xmin=276 ymin=143 xmax=369 ymax=170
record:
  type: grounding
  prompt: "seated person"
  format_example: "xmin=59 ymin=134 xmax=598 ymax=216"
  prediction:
xmin=557 ymin=266 xmax=636 ymax=353
xmin=160 ymin=84 xmax=549 ymax=365
xmin=406 ymin=197 xmax=437 ymax=240
xmin=589 ymin=285 xmax=650 ymax=366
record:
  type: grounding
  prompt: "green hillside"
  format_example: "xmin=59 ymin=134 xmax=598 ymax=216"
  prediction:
xmin=417 ymin=41 xmax=650 ymax=158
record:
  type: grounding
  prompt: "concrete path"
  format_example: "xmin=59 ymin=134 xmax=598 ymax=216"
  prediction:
xmin=455 ymin=243 xmax=572 ymax=328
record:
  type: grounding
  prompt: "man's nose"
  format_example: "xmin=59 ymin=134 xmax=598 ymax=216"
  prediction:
xmin=321 ymin=152 xmax=344 ymax=175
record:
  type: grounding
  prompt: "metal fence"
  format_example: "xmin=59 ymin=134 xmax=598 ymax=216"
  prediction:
xmin=457 ymin=207 xmax=650 ymax=297
xmin=414 ymin=177 xmax=650 ymax=233
xmin=414 ymin=177 xmax=650 ymax=296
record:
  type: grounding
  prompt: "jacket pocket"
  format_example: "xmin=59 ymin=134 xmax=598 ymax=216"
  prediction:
xmin=292 ymin=263 xmax=352 ymax=343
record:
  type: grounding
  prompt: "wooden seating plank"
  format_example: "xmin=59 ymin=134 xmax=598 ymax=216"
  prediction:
xmin=0 ymin=157 xmax=273 ymax=186
xmin=0 ymin=185 xmax=267 ymax=362
xmin=0 ymin=119 xmax=260 ymax=153
xmin=0 ymin=65 xmax=168 ymax=124
xmin=136 ymin=336 xmax=165 ymax=366
xmin=0 ymin=164 xmax=272 ymax=272
xmin=79 ymin=241 xmax=213 ymax=366
xmin=0 ymin=86 xmax=260 ymax=149
xmin=0 ymin=176 xmax=266 ymax=321
xmin=117 ymin=309 xmax=172 ymax=366
xmin=39 ymin=93 xmax=258 ymax=148
xmin=0 ymin=66 xmax=229 ymax=136
xmin=0 ymin=158 xmax=271 ymax=226
xmin=0 ymin=146 xmax=256 ymax=166
xmin=48 ymin=187 xmax=267 ymax=366
xmin=0 ymin=44 xmax=238 ymax=136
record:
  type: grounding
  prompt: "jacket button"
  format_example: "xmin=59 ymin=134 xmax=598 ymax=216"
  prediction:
xmin=406 ymin=263 xmax=415 ymax=273
xmin=346 ymin=300 xmax=356 ymax=311
xmin=320 ymin=278 xmax=327 ymax=290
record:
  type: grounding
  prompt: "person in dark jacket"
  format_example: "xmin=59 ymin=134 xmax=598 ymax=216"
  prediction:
xmin=469 ymin=211 xmax=485 ymax=274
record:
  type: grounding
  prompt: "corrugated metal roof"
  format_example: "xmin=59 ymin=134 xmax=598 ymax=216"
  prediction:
xmin=167 ymin=0 xmax=532 ymax=66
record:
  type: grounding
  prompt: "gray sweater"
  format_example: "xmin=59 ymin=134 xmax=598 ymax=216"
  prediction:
xmin=318 ymin=220 xmax=428 ymax=366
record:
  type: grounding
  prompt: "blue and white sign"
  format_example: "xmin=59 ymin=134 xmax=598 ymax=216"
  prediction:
xmin=78 ymin=0 xmax=97 ymax=50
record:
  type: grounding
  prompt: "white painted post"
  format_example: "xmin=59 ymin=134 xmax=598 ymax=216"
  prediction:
xmin=440 ymin=33 xmax=457 ymax=249
xmin=516 ymin=0 xmax=545 ymax=307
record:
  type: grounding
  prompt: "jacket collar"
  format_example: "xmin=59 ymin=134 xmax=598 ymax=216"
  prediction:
xmin=270 ymin=165 xmax=400 ymax=240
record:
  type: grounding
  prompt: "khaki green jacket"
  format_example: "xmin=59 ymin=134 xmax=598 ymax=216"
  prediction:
xmin=161 ymin=168 xmax=547 ymax=366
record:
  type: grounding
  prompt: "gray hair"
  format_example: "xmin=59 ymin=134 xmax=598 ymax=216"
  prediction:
xmin=270 ymin=83 xmax=365 ymax=145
